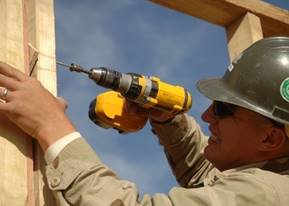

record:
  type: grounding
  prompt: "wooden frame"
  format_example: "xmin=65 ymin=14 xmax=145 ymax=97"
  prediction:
xmin=0 ymin=0 xmax=56 ymax=204
xmin=150 ymin=0 xmax=289 ymax=60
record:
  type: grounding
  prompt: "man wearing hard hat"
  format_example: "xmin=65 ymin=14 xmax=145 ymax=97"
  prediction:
xmin=0 ymin=37 xmax=288 ymax=205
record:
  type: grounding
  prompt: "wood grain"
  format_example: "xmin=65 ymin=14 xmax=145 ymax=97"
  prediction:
xmin=28 ymin=0 xmax=57 ymax=204
xmin=0 ymin=1 xmax=31 ymax=205
xmin=226 ymin=12 xmax=263 ymax=61
xmin=150 ymin=0 xmax=289 ymax=37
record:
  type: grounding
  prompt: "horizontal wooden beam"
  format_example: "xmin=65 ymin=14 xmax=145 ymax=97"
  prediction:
xmin=149 ymin=0 xmax=289 ymax=37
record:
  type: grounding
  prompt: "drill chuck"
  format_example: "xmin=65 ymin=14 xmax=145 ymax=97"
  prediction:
xmin=89 ymin=67 xmax=133 ymax=94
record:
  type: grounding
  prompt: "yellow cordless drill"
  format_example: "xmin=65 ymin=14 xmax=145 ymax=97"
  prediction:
xmin=57 ymin=62 xmax=192 ymax=133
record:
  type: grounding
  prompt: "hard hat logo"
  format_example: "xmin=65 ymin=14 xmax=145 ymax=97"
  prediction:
xmin=280 ymin=77 xmax=289 ymax=102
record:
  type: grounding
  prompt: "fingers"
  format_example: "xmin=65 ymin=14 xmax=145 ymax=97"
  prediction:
xmin=124 ymin=101 xmax=147 ymax=116
xmin=0 ymin=61 xmax=27 ymax=81
xmin=148 ymin=108 xmax=176 ymax=123
xmin=0 ymin=101 xmax=12 ymax=112
xmin=0 ymin=63 xmax=35 ymax=96
xmin=0 ymin=74 xmax=20 ymax=91
xmin=0 ymin=87 xmax=9 ymax=101
xmin=0 ymin=87 xmax=15 ymax=103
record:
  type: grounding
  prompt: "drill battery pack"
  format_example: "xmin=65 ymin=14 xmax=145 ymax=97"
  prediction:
xmin=89 ymin=91 xmax=148 ymax=133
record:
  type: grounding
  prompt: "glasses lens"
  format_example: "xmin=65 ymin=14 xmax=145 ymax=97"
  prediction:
xmin=213 ymin=102 xmax=285 ymax=128
xmin=213 ymin=101 xmax=237 ymax=118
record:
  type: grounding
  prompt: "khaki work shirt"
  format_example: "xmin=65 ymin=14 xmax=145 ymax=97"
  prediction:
xmin=45 ymin=114 xmax=289 ymax=205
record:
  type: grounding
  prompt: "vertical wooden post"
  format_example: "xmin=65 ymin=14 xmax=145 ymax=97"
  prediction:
xmin=28 ymin=0 xmax=57 ymax=204
xmin=0 ymin=0 xmax=56 ymax=205
xmin=0 ymin=0 xmax=32 ymax=205
xmin=226 ymin=12 xmax=264 ymax=61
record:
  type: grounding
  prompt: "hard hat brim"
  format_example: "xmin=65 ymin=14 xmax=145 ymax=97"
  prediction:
xmin=197 ymin=78 xmax=240 ymax=103
xmin=196 ymin=78 xmax=280 ymax=122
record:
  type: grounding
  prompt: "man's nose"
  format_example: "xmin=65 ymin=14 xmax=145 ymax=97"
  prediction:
xmin=202 ymin=104 xmax=217 ymax=124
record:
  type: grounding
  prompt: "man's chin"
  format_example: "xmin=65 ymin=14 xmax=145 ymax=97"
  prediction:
xmin=204 ymin=146 xmax=231 ymax=171
xmin=203 ymin=145 xmax=218 ymax=164
xmin=203 ymin=145 xmax=211 ymax=159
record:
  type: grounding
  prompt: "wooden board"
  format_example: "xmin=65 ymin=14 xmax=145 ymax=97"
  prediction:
xmin=226 ymin=12 xmax=263 ymax=61
xmin=150 ymin=0 xmax=289 ymax=37
xmin=0 ymin=0 xmax=32 ymax=205
xmin=0 ymin=0 xmax=57 ymax=205
xmin=28 ymin=0 xmax=57 ymax=205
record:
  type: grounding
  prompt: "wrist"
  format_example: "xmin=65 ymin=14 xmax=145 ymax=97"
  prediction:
xmin=45 ymin=131 xmax=81 ymax=163
xmin=34 ymin=118 xmax=76 ymax=151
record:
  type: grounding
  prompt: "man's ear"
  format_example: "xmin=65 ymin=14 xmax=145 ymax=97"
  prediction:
xmin=259 ymin=127 xmax=287 ymax=152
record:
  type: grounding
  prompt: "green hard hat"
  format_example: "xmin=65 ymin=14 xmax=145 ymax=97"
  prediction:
xmin=197 ymin=36 xmax=289 ymax=125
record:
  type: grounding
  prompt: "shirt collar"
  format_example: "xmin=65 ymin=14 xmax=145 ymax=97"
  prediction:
xmin=222 ymin=156 xmax=289 ymax=175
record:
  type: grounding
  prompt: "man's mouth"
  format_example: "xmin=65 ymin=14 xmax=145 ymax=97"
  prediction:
xmin=208 ymin=125 xmax=220 ymax=144
xmin=208 ymin=135 xmax=219 ymax=144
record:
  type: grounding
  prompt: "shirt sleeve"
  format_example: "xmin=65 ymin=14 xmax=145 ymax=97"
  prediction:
xmin=45 ymin=137 xmax=278 ymax=206
xmin=45 ymin=132 xmax=82 ymax=164
xmin=150 ymin=114 xmax=214 ymax=187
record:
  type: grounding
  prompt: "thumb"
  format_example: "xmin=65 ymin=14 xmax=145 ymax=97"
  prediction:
xmin=56 ymin=97 xmax=68 ymax=111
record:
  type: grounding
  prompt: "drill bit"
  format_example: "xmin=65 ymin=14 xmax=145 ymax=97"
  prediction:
xmin=56 ymin=61 xmax=91 ymax=75
xmin=56 ymin=61 xmax=71 ymax=68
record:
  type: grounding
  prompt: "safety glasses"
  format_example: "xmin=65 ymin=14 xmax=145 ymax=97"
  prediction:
xmin=212 ymin=101 xmax=238 ymax=118
xmin=213 ymin=101 xmax=284 ymax=129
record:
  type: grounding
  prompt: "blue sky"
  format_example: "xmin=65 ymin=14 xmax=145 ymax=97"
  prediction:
xmin=55 ymin=0 xmax=289 ymax=195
